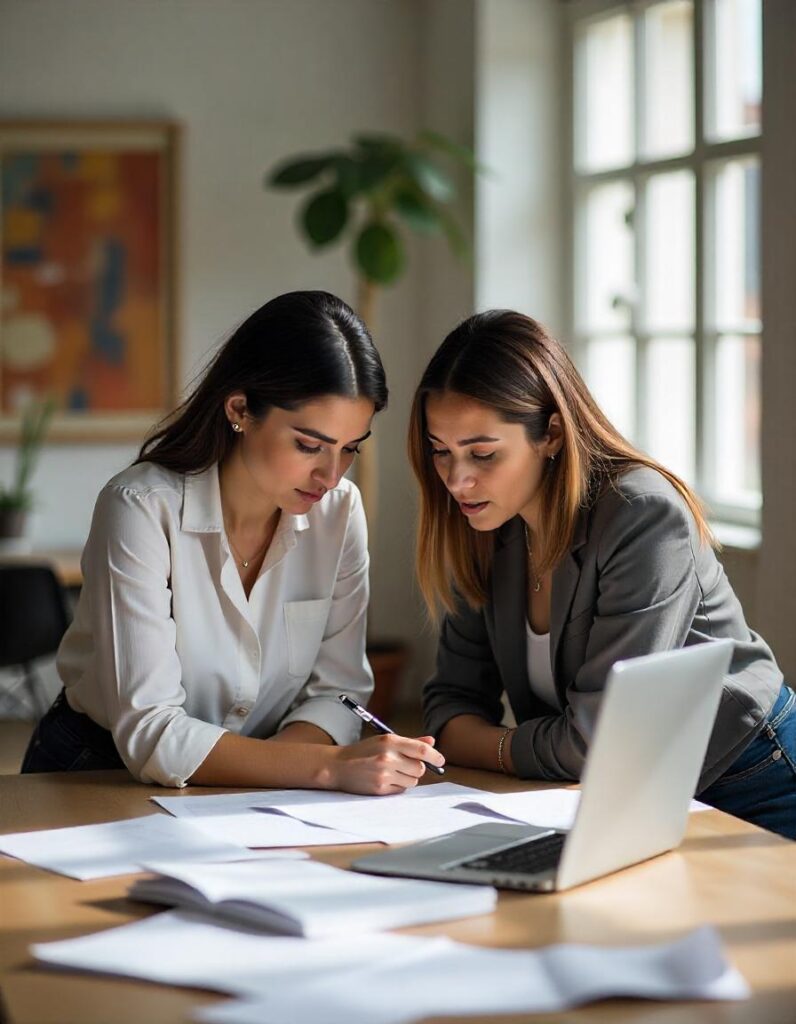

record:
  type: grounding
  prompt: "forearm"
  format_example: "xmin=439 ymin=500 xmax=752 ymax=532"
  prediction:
xmin=272 ymin=722 xmax=335 ymax=745
xmin=438 ymin=714 xmax=515 ymax=775
xmin=188 ymin=731 xmax=337 ymax=788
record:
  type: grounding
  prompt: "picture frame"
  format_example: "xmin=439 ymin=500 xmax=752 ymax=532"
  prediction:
xmin=0 ymin=120 xmax=179 ymax=442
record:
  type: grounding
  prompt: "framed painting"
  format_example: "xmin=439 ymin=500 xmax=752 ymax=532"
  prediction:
xmin=0 ymin=120 xmax=179 ymax=441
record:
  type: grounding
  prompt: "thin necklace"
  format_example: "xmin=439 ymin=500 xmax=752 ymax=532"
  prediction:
xmin=224 ymin=521 xmax=273 ymax=569
xmin=523 ymin=523 xmax=541 ymax=594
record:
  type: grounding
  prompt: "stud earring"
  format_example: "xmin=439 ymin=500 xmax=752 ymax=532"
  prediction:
xmin=231 ymin=422 xmax=242 ymax=433
xmin=548 ymin=452 xmax=556 ymax=463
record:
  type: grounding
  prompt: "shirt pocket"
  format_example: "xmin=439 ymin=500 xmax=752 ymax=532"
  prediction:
xmin=284 ymin=598 xmax=332 ymax=679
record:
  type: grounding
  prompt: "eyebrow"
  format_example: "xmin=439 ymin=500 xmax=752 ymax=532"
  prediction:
xmin=427 ymin=432 xmax=500 ymax=446
xmin=294 ymin=427 xmax=372 ymax=445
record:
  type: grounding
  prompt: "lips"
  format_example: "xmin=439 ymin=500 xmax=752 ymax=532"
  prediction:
xmin=459 ymin=500 xmax=489 ymax=516
xmin=296 ymin=489 xmax=325 ymax=502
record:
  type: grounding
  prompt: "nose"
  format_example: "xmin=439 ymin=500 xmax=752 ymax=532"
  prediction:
xmin=312 ymin=452 xmax=341 ymax=492
xmin=445 ymin=459 xmax=477 ymax=497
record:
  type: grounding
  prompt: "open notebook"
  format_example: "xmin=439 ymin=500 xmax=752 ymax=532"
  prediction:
xmin=128 ymin=858 xmax=496 ymax=938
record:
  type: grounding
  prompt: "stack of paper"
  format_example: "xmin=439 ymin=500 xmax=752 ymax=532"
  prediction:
xmin=128 ymin=857 xmax=497 ymax=936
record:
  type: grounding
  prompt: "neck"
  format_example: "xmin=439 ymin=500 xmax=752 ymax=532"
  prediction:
xmin=218 ymin=453 xmax=279 ymax=533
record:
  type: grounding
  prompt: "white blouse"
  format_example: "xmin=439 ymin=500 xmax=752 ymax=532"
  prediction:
xmin=525 ymin=622 xmax=560 ymax=712
xmin=57 ymin=462 xmax=374 ymax=787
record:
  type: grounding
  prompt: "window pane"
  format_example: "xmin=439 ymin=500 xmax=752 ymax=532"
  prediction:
xmin=643 ymin=1 xmax=694 ymax=159
xmin=580 ymin=181 xmax=635 ymax=332
xmin=707 ymin=0 xmax=762 ymax=141
xmin=644 ymin=337 xmax=695 ymax=483
xmin=586 ymin=336 xmax=636 ymax=439
xmin=644 ymin=171 xmax=694 ymax=332
xmin=576 ymin=13 xmax=633 ymax=171
xmin=713 ymin=334 xmax=761 ymax=505
xmin=710 ymin=157 xmax=760 ymax=329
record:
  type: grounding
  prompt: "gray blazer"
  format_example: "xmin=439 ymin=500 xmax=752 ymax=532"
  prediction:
xmin=423 ymin=466 xmax=782 ymax=792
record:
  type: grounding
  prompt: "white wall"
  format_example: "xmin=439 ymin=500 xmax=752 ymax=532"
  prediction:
xmin=0 ymin=0 xmax=435 ymax=690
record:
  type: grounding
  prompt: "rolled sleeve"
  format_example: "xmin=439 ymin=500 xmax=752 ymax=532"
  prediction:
xmin=69 ymin=485 xmax=228 ymax=786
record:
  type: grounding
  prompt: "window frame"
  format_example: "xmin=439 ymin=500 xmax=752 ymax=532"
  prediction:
xmin=563 ymin=0 xmax=762 ymax=527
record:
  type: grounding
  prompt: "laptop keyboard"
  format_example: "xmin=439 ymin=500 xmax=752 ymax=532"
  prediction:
xmin=454 ymin=832 xmax=567 ymax=875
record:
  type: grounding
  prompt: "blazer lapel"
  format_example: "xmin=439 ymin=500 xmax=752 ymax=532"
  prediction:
xmin=550 ymin=505 xmax=590 ymax=682
xmin=491 ymin=518 xmax=535 ymax=723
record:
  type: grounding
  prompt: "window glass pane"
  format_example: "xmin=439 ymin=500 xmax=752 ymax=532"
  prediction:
xmin=576 ymin=13 xmax=633 ymax=171
xmin=643 ymin=0 xmax=694 ymax=159
xmin=586 ymin=336 xmax=636 ymax=439
xmin=644 ymin=171 xmax=694 ymax=332
xmin=713 ymin=334 xmax=761 ymax=505
xmin=710 ymin=157 xmax=760 ymax=329
xmin=707 ymin=0 xmax=762 ymax=141
xmin=645 ymin=337 xmax=695 ymax=483
xmin=580 ymin=181 xmax=635 ymax=332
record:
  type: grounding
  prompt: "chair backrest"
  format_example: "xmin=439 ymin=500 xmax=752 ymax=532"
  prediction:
xmin=0 ymin=565 xmax=71 ymax=668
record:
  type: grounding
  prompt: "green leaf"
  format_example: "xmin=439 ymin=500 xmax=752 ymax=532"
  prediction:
xmin=394 ymin=189 xmax=443 ymax=234
xmin=267 ymin=155 xmax=335 ymax=188
xmin=355 ymin=222 xmax=404 ymax=284
xmin=404 ymin=153 xmax=455 ymax=203
xmin=301 ymin=189 xmax=349 ymax=247
xmin=332 ymin=156 xmax=363 ymax=198
xmin=353 ymin=132 xmax=403 ymax=154
xmin=437 ymin=207 xmax=471 ymax=262
xmin=417 ymin=130 xmax=488 ymax=173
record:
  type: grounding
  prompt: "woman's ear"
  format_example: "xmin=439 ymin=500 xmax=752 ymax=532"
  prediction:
xmin=546 ymin=412 xmax=564 ymax=457
xmin=224 ymin=393 xmax=248 ymax=428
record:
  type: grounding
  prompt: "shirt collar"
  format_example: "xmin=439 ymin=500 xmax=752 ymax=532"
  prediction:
xmin=181 ymin=465 xmax=311 ymax=537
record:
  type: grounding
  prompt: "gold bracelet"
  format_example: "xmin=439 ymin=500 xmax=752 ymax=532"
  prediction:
xmin=497 ymin=727 xmax=513 ymax=775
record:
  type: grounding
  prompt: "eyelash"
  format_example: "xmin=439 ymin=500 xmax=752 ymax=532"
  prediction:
xmin=430 ymin=449 xmax=495 ymax=463
xmin=296 ymin=440 xmax=361 ymax=456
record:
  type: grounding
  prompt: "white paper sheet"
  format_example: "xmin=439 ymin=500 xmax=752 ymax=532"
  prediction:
xmin=129 ymin=857 xmax=496 ymax=936
xmin=193 ymin=927 xmax=749 ymax=1024
xmin=31 ymin=909 xmax=443 ymax=995
xmin=152 ymin=791 xmax=372 ymax=847
xmin=454 ymin=790 xmax=711 ymax=832
xmin=0 ymin=814 xmax=257 ymax=880
xmin=249 ymin=782 xmax=519 ymax=843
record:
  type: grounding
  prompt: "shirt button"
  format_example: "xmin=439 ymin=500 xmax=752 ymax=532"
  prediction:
xmin=236 ymin=706 xmax=249 ymax=717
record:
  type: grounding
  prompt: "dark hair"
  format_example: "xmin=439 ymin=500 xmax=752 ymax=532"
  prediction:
xmin=409 ymin=310 xmax=714 ymax=617
xmin=137 ymin=290 xmax=387 ymax=473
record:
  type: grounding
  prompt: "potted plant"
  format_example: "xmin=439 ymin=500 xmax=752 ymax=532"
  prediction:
xmin=266 ymin=131 xmax=479 ymax=718
xmin=0 ymin=399 xmax=55 ymax=542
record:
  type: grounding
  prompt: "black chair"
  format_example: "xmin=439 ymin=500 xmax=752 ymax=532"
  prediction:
xmin=0 ymin=565 xmax=71 ymax=719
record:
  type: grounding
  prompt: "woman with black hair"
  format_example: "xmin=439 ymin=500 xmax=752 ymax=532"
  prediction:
xmin=23 ymin=291 xmax=443 ymax=792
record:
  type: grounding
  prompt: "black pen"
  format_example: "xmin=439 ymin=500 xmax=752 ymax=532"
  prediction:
xmin=337 ymin=694 xmax=445 ymax=775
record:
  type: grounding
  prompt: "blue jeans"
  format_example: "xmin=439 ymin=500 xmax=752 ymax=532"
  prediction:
xmin=21 ymin=690 xmax=125 ymax=774
xmin=700 ymin=683 xmax=796 ymax=840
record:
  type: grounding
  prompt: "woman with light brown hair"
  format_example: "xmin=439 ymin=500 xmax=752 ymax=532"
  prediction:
xmin=409 ymin=310 xmax=795 ymax=839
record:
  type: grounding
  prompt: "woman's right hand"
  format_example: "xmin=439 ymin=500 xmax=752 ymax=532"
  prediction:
xmin=326 ymin=733 xmax=445 ymax=795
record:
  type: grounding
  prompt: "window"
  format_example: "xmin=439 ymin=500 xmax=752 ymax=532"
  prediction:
xmin=569 ymin=0 xmax=762 ymax=525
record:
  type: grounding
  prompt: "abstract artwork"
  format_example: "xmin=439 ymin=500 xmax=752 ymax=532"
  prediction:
xmin=0 ymin=122 xmax=178 ymax=440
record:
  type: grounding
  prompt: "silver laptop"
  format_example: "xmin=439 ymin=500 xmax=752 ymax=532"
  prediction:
xmin=352 ymin=641 xmax=732 ymax=892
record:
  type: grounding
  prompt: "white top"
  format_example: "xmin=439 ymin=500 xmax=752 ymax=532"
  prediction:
xmin=525 ymin=622 xmax=560 ymax=712
xmin=57 ymin=462 xmax=374 ymax=788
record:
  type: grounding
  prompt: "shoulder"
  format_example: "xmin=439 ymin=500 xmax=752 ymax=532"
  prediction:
xmin=95 ymin=462 xmax=185 ymax=522
xmin=589 ymin=466 xmax=696 ymax=558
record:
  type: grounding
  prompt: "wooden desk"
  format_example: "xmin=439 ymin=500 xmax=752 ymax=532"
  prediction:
xmin=1 ymin=769 xmax=794 ymax=1024
xmin=0 ymin=549 xmax=83 ymax=589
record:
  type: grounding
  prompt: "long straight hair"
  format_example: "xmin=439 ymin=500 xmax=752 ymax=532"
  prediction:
xmin=137 ymin=290 xmax=387 ymax=473
xmin=408 ymin=310 xmax=714 ymax=618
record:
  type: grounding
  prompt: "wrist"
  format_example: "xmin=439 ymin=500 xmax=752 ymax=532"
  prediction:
xmin=497 ymin=726 xmax=515 ymax=775
xmin=311 ymin=744 xmax=340 ymax=790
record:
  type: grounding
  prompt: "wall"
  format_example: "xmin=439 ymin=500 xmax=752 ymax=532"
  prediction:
xmin=0 ymin=0 xmax=433 ymax=695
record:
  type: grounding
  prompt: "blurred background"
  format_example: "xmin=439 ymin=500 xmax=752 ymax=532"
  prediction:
xmin=0 ymin=0 xmax=794 ymax=755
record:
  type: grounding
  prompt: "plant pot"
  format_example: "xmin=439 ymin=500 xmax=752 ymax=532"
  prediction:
xmin=366 ymin=640 xmax=410 ymax=722
xmin=0 ymin=507 xmax=28 ymax=540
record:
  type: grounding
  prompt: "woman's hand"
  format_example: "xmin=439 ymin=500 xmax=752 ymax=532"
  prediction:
xmin=326 ymin=733 xmax=445 ymax=795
